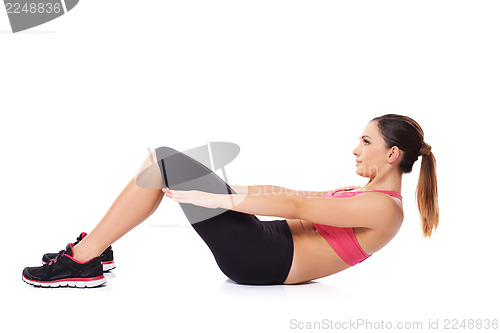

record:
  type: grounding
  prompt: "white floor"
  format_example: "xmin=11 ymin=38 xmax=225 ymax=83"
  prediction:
xmin=4 ymin=214 xmax=499 ymax=333
xmin=2 ymin=1 xmax=500 ymax=332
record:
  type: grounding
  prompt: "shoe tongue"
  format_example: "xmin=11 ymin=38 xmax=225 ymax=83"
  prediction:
xmin=64 ymin=243 xmax=75 ymax=257
xmin=77 ymin=232 xmax=88 ymax=242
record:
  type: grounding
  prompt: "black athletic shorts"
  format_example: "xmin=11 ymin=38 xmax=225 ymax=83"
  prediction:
xmin=154 ymin=146 xmax=294 ymax=285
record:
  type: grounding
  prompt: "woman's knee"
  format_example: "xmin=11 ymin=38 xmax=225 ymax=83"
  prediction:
xmin=133 ymin=148 xmax=168 ymax=189
xmin=154 ymin=146 xmax=179 ymax=161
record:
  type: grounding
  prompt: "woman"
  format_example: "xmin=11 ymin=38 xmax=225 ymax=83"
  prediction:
xmin=22 ymin=114 xmax=439 ymax=287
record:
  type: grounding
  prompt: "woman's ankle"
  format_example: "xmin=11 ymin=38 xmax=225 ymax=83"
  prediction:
xmin=72 ymin=243 xmax=100 ymax=263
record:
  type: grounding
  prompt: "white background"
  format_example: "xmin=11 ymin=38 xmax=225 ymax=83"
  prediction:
xmin=1 ymin=1 xmax=499 ymax=332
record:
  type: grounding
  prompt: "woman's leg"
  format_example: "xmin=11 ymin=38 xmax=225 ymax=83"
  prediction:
xmin=153 ymin=146 xmax=294 ymax=285
xmin=73 ymin=146 xmax=293 ymax=285
xmin=72 ymin=151 xmax=165 ymax=262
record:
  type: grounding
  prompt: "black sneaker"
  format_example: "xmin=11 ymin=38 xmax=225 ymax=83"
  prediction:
xmin=42 ymin=232 xmax=116 ymax=272
xmin=22 ymin=243 xmax=106 ymax=288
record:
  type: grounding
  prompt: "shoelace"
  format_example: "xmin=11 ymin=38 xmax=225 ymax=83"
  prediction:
xmin=48 ymin=253 xmax=64 ymax=266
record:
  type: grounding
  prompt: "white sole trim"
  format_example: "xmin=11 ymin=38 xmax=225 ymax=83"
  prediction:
xmin=22 ymin=275 xmax=106 ymax=288
xmin=103 ymin=262 xmax=116 ymax=272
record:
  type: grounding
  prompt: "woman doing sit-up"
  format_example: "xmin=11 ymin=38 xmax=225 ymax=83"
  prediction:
xmin=22 ymin=114 xmax=439 ymax=287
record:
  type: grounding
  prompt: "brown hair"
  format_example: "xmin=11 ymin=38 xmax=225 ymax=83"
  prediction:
xmin=371 ymin=114 xmax=439 ymax=238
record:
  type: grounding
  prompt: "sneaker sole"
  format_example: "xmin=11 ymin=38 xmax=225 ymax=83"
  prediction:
xmin=102 ymin=261 xmax=116 ymax=272
xmin=22 ymin=275 xmax=106 ymax=288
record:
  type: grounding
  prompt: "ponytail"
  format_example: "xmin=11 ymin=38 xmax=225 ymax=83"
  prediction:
xmin=373 ymin=114 xmax=440 ymax=238
xmin=416 ymin=147 xmax=439 ymax=238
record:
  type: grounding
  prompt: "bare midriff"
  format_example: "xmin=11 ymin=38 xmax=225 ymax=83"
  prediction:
xmin=282 ymin=218 xmax=352 ymax=284
xmin=281 ymin=186 xmax=404 ymax=284
xmin=282 ymin=197 xmax=403 ymax=284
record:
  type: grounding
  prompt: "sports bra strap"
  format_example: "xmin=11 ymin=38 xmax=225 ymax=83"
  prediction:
xmin=333 ymin=186 xmax=361 ymax=194
xmin=333 ymin=187 xmax=403 ymax=202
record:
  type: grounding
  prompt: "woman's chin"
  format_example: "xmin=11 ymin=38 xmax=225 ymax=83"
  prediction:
xmin=355 ymin=171 xmax=366 ymax=177
xmin=355 ymin=168 xmax=369 ymax=178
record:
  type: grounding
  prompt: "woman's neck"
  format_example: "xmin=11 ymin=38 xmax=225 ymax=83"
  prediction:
xmin=362 ymin=173 xmax=402 ymax=193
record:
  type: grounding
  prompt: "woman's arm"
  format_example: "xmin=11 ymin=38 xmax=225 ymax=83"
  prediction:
xmin=166 ymin=188 xmax=301 ymax=218
xmin=164 ymin=188 xmax=400 ymax=229
xmin=229 ymin=185 xmax=249 ymax=194
xmin=221 ymin=192 xmax=400 ymax=228
xmin=230 ymin=185 xmax=332 ymax=198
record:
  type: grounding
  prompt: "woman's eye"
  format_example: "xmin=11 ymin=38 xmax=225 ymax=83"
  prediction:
xmin=364 ymin=140 xmax=370 ymax=145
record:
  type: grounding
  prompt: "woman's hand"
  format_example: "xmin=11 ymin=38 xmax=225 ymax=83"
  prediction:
xmin=163 ymin=187 xmax=301 ymax=219
xmin=162 ymin=188 xmax=223 ymax=209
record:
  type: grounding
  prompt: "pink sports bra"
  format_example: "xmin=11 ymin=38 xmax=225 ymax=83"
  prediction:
xmin=312 ymin=187 xmax=403 ymax=266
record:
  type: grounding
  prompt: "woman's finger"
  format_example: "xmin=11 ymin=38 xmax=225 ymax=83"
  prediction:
xmin=168 ymin=190 xmax=185 ymax=201
xmin=162 ymin=187 xmax=173 ymax=198
xmin=171 ymin=191 xmax=189 ymax=203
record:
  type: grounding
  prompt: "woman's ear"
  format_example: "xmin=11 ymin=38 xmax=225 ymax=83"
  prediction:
xmin=387 ymin=146 xmax=401 ymax=164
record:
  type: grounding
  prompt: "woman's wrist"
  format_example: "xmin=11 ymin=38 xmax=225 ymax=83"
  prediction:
xmin=218 ymin=193 xmax=241 ymax=210
xmin=217 ymin=191 xmax=299 ymax=219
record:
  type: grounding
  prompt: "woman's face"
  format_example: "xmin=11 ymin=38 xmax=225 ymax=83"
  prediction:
xmin=353 ymin=120 xmax=392 ymax=179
